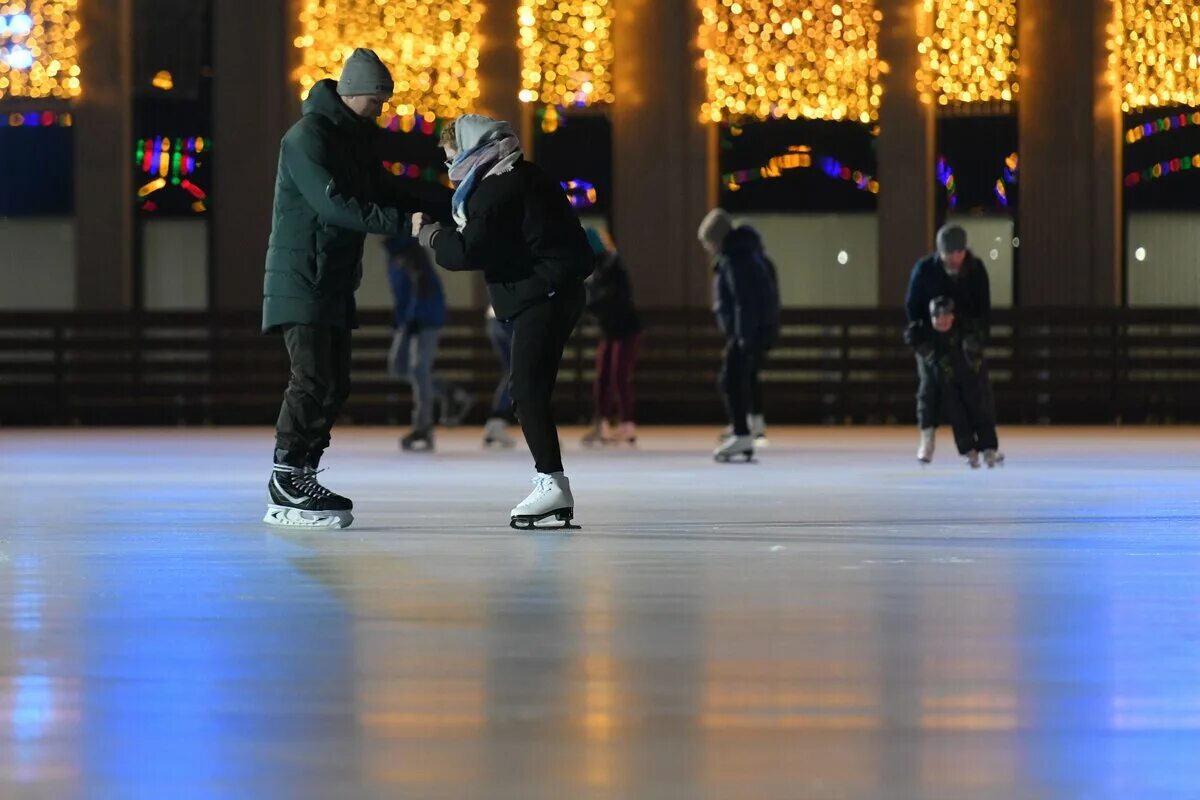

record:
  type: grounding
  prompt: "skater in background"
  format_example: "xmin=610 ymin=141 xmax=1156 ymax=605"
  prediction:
xmin=918 ymin=297 xmax=1003 ymax=468
xmin=483 ymin=305 xmax=517 ymax=448
xmin=698 ymin=208 xmax=779 ymax=463
xmin=904 ymin=223 xmax=1002 ymax=466
xmin=262 ymin=48 xmax=449 ymax=529
xmin=581 ymin=227 xmax=643 ymax=447
xmin=384 ymin=235 xmax=474 ymax=452
xmin=414 ymin=114 xmax=594 ymax=528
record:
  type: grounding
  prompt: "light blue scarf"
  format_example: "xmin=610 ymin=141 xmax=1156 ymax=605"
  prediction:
xmin=448 ymin=115 xmax=523 ymax=229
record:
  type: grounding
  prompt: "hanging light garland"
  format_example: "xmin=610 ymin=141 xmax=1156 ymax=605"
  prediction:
xmin=135 ymin=136 xmax=209 ymax=213
xmin=560 ymin=178 xmax=597 ymax=209
xmin=3 ymin=109 xmax=70 ymax=127
xmin=0 ymin=1 xmax=82 ymax=100
xmin=1125 ymin=154 xmax=1200 ymax=188
xmin=294 ymin=0 xmax=482 ymax=119
xmin=1110 ymin=1 xmax=1200 ymax=112
xmin=722 ymin=145 xmax=879 ymax=194
xmin=936 ymin=157 xmax=958 ymax=208
xmin=993 ymin=151 xmax=1017 ymax=207
xmin=1125 ymin=110 xmax=1200 ymax=145
xmin=916 ymin=0 xmax=1018 ymax=108
xmin=519 ymin=0 xmax=614 ymax=107
xmin=697 ymin=0 xmax=884 ymax=124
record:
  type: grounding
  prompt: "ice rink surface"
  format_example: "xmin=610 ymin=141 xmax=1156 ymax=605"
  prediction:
xmin=2 ymin=426 xmax=1199 ymax=799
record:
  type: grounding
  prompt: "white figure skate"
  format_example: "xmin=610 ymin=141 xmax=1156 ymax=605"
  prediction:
xmin=714 ymin=434 xmax=756 ymax=463
xmin=483 ymin=417 xmax=516 ymax=449
xmin=984 ymin=449 xmax=1005 ymax=468
xmin=510 ymin=472 xmax=578 ymax=530
xmin=918 ymin=428 xmax=936 ymax=464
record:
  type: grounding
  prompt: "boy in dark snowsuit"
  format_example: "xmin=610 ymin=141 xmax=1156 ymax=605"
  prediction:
xmin=914 ymin=296 xmax=1002 ymax=468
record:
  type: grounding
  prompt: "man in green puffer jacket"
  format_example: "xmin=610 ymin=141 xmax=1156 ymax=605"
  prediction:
xmin=262 ymin=48 xmax=449 ymax=530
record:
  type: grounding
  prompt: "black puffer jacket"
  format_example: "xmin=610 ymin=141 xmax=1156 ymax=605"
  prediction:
xmin=903 ymin=251 xmax=991 ymax=354
xmin=429 ymin=158 xmax=593 ymax=321
xmin=586 ymin=253 xmax=641 ymax=339
xmin=712 ymin=226 xmax=780 ymax=349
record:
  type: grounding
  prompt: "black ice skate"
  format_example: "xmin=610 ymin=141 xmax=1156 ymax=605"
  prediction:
xmin=400 ymin=427 xmax=435 ymax=452
xmin=509 ymin=473 xmax=580 ymax=530
xmin=264 ymin=465 xmax=354 ymax=529
xmin=714 ymin=434 xmax=756 ymax=463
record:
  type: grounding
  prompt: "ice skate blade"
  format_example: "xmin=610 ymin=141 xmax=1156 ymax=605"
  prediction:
xmin=483 ymin=438 xmax=516 ymax=449
xmin=510 ymin=508 xmax=580 ymax=531
xmin=264 ymin=506 xmax=353 ymax=529
xmin=714 ymin=451 xmax=756 ymax=464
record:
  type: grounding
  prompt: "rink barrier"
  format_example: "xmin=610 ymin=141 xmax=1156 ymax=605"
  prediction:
xmin=0 ymin=307 xmax=1198 ymax=425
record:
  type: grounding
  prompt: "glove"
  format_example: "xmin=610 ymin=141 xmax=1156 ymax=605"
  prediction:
xmin=417 ymin=221 xmax=443 ymax=249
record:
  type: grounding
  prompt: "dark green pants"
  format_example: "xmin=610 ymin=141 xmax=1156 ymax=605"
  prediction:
xmin=274 ymin=324 xmax=352 ymax=467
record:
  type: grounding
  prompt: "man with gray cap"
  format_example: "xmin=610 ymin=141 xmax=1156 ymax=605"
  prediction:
xmin=262 ymin=48 xmax=449 ymax=529
xmin=904 ymin=223 xmax=1001 ymax=467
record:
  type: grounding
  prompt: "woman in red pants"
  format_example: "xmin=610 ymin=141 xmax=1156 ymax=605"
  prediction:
xmin=582 ymin=228 xmax=643 ymax=446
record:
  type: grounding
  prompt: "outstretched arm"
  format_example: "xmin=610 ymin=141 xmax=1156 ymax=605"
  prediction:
xmin=284 ymin=132 xmax=404 ymax=235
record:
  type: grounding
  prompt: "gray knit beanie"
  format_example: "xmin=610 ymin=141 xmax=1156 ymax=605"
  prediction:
xmin=936 ymin=223 xmax=968 ymax=255
xmin=337 ymin=48 xmax=394 ymax=97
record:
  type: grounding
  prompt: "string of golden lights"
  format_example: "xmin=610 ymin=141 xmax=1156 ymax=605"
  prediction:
xmin=916 ymin=0 xmax=1018 ymax=107
xmin=1109 ymin=0 xmax=1200 ymax=112
xmin=697 ymin=0 xmax=884 ymax=123
xmin=293 ymin=0 xmax=482 ymax=119
xmin=0 ymin=0 xmax=82 ymax=100
xmin=519 ymin=0 xmax=614 ymax=107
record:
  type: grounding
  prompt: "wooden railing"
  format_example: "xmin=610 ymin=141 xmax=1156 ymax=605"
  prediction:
xmin=1 ymin=308 xmax=1198 ymax=425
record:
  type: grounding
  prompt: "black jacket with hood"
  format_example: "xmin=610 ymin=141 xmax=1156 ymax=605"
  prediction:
xmin=712 ymin=226 xmax=781 ymax=350
xmin=430 ymin=158 xmax=593 ymax=321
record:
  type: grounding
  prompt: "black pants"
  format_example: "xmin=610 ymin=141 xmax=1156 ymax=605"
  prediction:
xmin=750 ymin=350 xmax=766 ymax=416
xmin=916 ymin=354 xmax=940 ymax=429
xmin=509 ymin=282 xmax=585 ymax=474
xmin=940 ymin=360 xmax=999 ymax=454
xmin=274 ymin=324 xmax=352 ymax=468
xmin=719 ymin=340 xmax=761 ymax=436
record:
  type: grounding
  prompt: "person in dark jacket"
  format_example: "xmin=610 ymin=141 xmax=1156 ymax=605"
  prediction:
xmin=698 ymin=208 xmax=778 ymax=462
xmin=384 ymin=236 xmax=473 ymax=453
xmin=904 ymin=223 xmax=1002 ymax=467
xmin=921 ymin=297 xmax=1001 ymax=467
xmin=413 ymin=114 xmax=593 ymax=528
xmin=262 ymin=48 xmax=449 ymax=529
xmin=582 ymin=227 xmax=643 ymax=447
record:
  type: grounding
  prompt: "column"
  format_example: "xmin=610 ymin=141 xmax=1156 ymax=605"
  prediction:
xmin=1018 ymin=0 xmax=1121 ymax=306
xmin=74 ymin=0 xmax=134 ymax=310
xmin=612 ymin=0 xmax=713 ymax=308
xmin=210 ymin=0 xmax=299 ymax=311
xmin=875 ymin=0 xmax=936 ymax=307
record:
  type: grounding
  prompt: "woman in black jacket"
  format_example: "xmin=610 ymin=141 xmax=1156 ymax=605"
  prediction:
xmin=414 ymin=115 xmax=593 ymax=529
xmin=582 ymin=228 xmax=643 ymax=447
